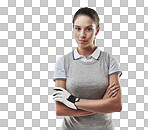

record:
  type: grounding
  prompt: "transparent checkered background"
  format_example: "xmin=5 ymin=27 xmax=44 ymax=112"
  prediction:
xmin=0 ymin=0 xmax=148 ymax=130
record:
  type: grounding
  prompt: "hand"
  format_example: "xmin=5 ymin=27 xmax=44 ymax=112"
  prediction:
xmin=103 ymin=83 xmax=120 ymax=99
xmin=52 ymin=87 xmax=80 ymax=110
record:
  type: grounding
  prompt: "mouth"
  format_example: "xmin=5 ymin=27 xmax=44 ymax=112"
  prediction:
xmin=79 ymin=40 xmax=87 ymax=43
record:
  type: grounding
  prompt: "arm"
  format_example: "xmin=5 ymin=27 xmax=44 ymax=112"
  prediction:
xmin=54 ymin=80 xmax=96 ymax=116
xmin=75 ymin=73 xmax=122 ymax=114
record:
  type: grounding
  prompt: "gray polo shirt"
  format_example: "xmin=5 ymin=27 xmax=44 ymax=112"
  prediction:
xmin=53 ymin=47 xmax=122 ymax=81
xmin=53 ymin=47 xmax=122 ymax=130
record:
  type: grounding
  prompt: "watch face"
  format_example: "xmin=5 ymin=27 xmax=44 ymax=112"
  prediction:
xmin=75 ymin=98 xmax=80 ymax=102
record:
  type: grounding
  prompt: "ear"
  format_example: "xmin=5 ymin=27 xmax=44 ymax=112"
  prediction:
xmin=95 ymin=26 xmax=100 ymax=35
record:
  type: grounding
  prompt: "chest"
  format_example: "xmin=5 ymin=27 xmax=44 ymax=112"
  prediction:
xmin=66 ymin=61 xmax=109 ymax=99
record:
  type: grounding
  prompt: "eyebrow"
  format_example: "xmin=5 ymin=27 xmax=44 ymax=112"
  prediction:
xmin=74 ymin=25 xmax=93 ymax=27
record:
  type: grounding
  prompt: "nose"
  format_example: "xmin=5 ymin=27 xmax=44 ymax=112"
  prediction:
xmin=80 ymin=29 xmax=86 ymax=38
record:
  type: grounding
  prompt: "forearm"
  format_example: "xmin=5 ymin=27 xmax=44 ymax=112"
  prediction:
xmin=56 ymin=101 xmax=96 ymax=117
xmin=75 ymin=98 xmax=122 ymax=114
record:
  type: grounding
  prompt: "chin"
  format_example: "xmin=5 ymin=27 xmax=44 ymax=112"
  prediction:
xmin=78 ymin=44 xmax=90 ymax=48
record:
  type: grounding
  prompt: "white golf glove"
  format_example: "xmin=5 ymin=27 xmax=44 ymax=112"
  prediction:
xmin=52 ymin=87 xmax=80 ymax=110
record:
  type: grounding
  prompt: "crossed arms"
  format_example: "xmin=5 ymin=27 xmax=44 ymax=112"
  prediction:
xmin=54 ymin=73 xmax=122 ymax=116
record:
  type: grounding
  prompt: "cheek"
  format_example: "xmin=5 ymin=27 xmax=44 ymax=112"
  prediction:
xmin=87 ymin=32 xmax=95 ymax=39
xmin=74 ymin=32 xmax=79 ymax=38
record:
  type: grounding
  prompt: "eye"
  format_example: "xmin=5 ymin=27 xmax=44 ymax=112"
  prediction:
xmin=86 ymin=28 xmax=92 ymax=31
xmin=75 ymin=27 xmax=81 ymax=31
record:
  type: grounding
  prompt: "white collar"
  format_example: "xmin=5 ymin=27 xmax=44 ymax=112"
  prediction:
xmin=72 ymin=46 xmax=101 ymax=60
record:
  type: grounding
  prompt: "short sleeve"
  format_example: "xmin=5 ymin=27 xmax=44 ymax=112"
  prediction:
xmin=53 ymin=56 xmax=66 ymax=82
xmin=109 ymin=54 xmax=122 ymax=77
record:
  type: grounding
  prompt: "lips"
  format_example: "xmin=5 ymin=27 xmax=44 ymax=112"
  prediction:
xmin=79 ymin=40 xmax=87 ymax=43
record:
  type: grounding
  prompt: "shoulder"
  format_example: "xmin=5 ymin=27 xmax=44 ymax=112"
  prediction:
xmin=53 ymin=56 xmax=65 ymax=82
xmin=101 ymin=51 xmax=122 ymax=77
xmin=56 ymin=51 xmax=73 ymax=64
xmin=100 ymin=51 xmax=110 ymax=64
xmin=56 ymin=55 xmax=64 ymax=66
xmin=101 ymin=51 xmax=119 ymax=63
xmin=101 ymin=51 xmax=113 ymax=58
xmin=100 ymin=51 xmax=110 ymax=59
xmin=55 ymin=51 xmax=74 ymax=69
xmin=107 ymin=53 xmax=122 ymax=77
xmin=63 ymin=51 xmax=73 ymax=59
xmin=53 ymin=51 xmax=73 ymax=81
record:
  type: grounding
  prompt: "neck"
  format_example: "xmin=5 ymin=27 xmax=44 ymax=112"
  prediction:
xmin=77 ymin=45 xmax=97 ymax=58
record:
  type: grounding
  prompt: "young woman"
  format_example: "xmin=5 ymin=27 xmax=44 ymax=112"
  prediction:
xmin=52 ymin=7 xmax=122 ymax=130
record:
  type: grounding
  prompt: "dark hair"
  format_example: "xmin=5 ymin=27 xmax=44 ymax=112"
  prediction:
xmin=72 ymin=7 xmax=100 ymax=29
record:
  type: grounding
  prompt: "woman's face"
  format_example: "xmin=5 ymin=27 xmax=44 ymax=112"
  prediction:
xmin=73 ymin=15 xmax=99 ymax=48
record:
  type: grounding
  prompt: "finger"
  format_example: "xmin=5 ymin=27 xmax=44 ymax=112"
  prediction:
xmin=53 ymin=87 xmax=64 ymax=91
xmin=107 ymin=82 xmax=116 ymax=90
xmin=110 ymin=85 xmax=120 ymax=91
xmin=108 ymin=88 xmax=119 ymax=96
xmin=108 ymin=85 xmax=120 ymax=94
xmin=53 ymin=97 xmax=62 ymax=102
xmin=109 ymin=86 xmax=119 ymax=94
xmin=108 ymin=87 xmax=119 ymax=97
xmin=53 ymin=95 xmax=62 ymax=100
xmin=106 ymin=87 xmax=114 ymax=96
xmin=53 ymin=96 xmax=62 ymax=100
xmin=53 ymin=93 xmax=62 ymax=98
xmin=111 ymin=91 xmax=118 ymax=98
xmin=52 ymin=91 xmax=63 ymax=96
xmin=108 ymin=89 xmax=119 ymax=97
